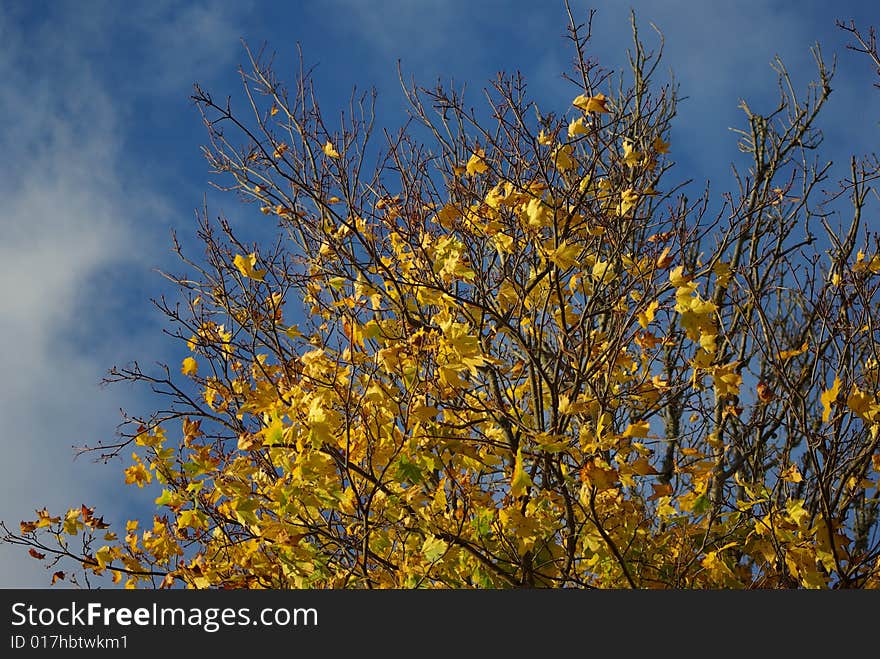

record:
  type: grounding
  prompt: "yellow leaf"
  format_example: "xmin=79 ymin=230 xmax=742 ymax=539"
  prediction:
xmin=581 ymin=458 xmax=618 ymax=491
xmin=496 ymin=279 xmax=519 ymax=310
xmin=637 ymin=300 xmax=659 ymax=329
xmin=572 ymin=92 xmax=610 ymax=114
xmin=713 ymin=261 xmax=733 ymax=287
xmin=181 ymin=357 xmax=198 ymax=376
xmin=846 ymin=386 xmax=880 ymax=422
xmin=549 ymin=242 xmax=581 ymax=270
xmin=94 ymin=545 xmax=114 ymax=570
xmin=623 ymin=419 xmax=650 ymax=438
xmin=776 ymin=341 xmax=809 ymax=361
xmin=631 ymin=456 xmax=658 ymax=476
xmin=652 ymin=136 xmax=670 ymax=154
xmin=411 ymin=404 xmax=441 ymax=422
xmin=233 ymin=252 xmax=267 ymax=281
xmin=62 ymin=509 xmax=83 ymax=536
xmin=701 ymin=549 xmax=738 ymax=583
xmin=270 ymin=104 xmax=279 ymax=116
xmin=821 ymin=376 xmax=841 ymax=423
xmin=466 ymin=148 xmax=488 ymax=176
xmin=687 ymin=297 xmax=717 ymax=315
xmin=493 ymin=232 xmax=514 ymax=254
xmin=323 ymin=141 xmax=340 ymax=158
xmin=655 ymin=246 xmax=673 ymax=268
xmin=669 ymin=265 xmax=691 ymax=288
xmin=699 ymin=333 xmax=717 ymax=354
xmin=621 ymin=139 xmax=642 ymax=167
xmin=192 ymin=576 xmax=211 ymax=589
xmin=712 ymin=362 xmax=742 ymax=398
xmin=785 ymin=499 xmax=811 ymax=528
xmin=780 ymin=464 xmax=803 ymax=483
xmin=551 ymin=143 xmax=575 ymax=170
xmin=177 ymin=509 xmax=206 ymax=531
xmin=510 ymin=447 xmax=533 ymax=498
xmin=123 ymin=454 xmax=152 ymax=488
xmin=421 ymin=535 xmax=448 ymax=562
xmin=568 ymin=117 xmax=590 ymax=137
xmin=616 ymin=188 xmax=639 ymax=216
xmin=591 ymin=259 xmax=616 ymax=284
xmin=524 ymin=197 xmax=553 ymax=227
xmin=261 ymin=417 xmax=285 ymax=446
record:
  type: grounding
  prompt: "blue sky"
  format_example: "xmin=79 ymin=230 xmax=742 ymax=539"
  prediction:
xmin=1 ymin=0 xmax=878 ymax=587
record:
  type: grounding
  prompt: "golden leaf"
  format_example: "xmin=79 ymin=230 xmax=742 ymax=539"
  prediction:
xmin=233 ymin=253 xmax=267 ymax=281
xmin=780 ymin=464 xmax=803 ymax=483
xmin=572 ymin=92 xmax=610 ymax=114
xmin=181 ymin=357 xmax=198 ymax=376
xmin=568 ymin=117 xmax=590 ymax=137
xmin=821 ymin=376 xmax=841 ymax=423
xmin=510 ymin=447 xmax=533 ymax=498
xmin=776 ymin=341 xmax=809 ymax=361
xmin=466 ymin=148 xmax=488 ymax=176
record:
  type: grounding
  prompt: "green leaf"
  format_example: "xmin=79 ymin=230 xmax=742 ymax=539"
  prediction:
xmin=422 ymin=535 xmax=448 ymax=562
xmin=692 ymin=494 xmax=710 ymax=515
xmin=394 ymin=456 xmax=423 ymax=484
xmin=154 ymin=489 xmax=175 ymax=507
xmin=471 ymin=508 xmax=494 ymax=539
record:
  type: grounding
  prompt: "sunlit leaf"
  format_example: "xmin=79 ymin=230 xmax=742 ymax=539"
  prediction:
xmin=821 ymin=376 xmax=841 ymax=423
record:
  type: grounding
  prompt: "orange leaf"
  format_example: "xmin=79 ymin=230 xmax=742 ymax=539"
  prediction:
xmin=631 ymin=457 xmax=658 ymax=476
xmin=581 ymin=458 xmax=618 ymax=491
xmin=655 ymin=246 xmax=673 ymax=268
xmin=648 ymin=483 xmax=673 ymax=501
xmin=756 ymin=381 xmax=775 ymax=403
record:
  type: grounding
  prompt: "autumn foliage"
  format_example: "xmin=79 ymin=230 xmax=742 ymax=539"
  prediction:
xmin=4 ymin=11 xmax=880 ymax=588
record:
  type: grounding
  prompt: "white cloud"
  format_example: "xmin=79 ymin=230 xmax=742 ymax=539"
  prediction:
xmin=320 ymin=0 xmax=879 ymax=189
xmin=3 ymin=0 xmax=876 ymax=587
xmin=124 ymin=0 xmax=254 ymax=95
xmin=0 ymin=1 xmax=247 ymax=586
xmin=0 ymin=13 xmax=136 ymax=588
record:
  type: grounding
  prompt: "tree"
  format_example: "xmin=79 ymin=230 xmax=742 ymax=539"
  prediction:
xmin=4 ymin=8 xmax=880 ymax=589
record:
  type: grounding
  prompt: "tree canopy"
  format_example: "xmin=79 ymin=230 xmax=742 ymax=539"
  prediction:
xmin=4 ymin=10 xmax=880 ymax=589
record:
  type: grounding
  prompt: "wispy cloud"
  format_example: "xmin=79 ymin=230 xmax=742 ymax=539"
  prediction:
xmin=2 ymin=0 xmax=876 ymax=587
xmin=0 ymin=1 xmax=248 ymax=586
xmin=320 ymin=0 xmax=879 ymax=191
